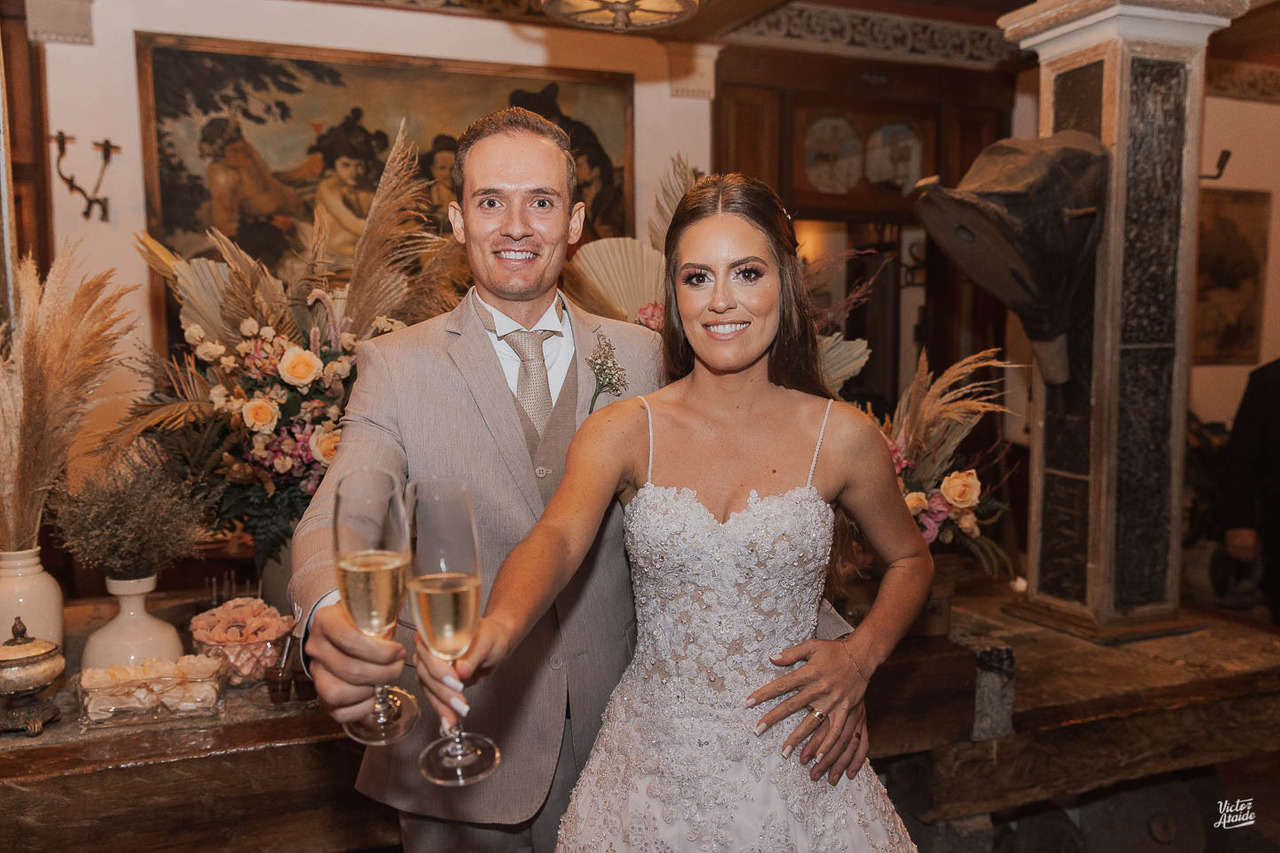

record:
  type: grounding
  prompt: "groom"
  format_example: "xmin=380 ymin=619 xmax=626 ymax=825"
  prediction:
xmin=290 ymin=108 xmax=860 ymax=851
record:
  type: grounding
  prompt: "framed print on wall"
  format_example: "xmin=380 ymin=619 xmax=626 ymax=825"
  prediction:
xmin=135 ymin=32 xmax=634 ymax=348
xmin=1193 ymin=187 xmax=1270 ymax=365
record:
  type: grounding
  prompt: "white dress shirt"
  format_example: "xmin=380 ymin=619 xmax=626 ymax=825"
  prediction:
xmin=473 ymin=290 xmax=576 ymax=404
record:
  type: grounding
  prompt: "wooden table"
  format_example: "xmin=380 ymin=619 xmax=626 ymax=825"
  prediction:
xmin=888 ymin=586 xmax=1280 ymax=822
xmin=0 ymin=593 xmax=399 ymax=853
xmin=0 ymin=590 xmax=982 ymax=851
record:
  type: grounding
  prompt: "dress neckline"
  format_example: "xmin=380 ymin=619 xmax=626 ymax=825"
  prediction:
xmin=632 ymin=481 xmax=828 ymax=527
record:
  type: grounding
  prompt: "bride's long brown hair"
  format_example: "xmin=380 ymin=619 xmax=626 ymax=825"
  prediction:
xmin=661 ymin=174 xmax=871 ymax=592
xmin=660 ymin=173 xmax=831 ymax=399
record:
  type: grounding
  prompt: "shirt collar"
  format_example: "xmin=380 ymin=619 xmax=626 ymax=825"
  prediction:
xmin=474 ymin=290 xmax=566 ymax=338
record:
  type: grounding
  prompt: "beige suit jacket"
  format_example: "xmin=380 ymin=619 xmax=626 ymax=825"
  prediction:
xmin=289 ymin=293 xmax=662 ymax=824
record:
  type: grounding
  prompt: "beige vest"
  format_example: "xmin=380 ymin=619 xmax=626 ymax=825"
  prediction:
xmin=514 ymin=359 xmax=578 ymax=505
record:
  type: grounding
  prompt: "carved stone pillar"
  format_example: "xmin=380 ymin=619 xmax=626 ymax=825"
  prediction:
xmin=997 ymin=0 xmax=1247 ymax=639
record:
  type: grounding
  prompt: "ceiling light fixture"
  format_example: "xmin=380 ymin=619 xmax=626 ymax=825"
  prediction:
xmin=539 ymin=0 xmax=699 ymax=32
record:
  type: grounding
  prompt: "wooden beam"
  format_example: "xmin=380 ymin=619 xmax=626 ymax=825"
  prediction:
xmin=663 ymin=0 xmax=792 ymax=40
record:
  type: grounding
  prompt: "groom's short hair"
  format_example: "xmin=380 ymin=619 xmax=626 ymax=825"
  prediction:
xmin=452 ymin=107 xmax=577 ymax=201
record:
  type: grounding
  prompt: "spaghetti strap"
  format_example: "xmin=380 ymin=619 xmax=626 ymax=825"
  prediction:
xmin=638 ymin=396 xmax=654 ymax=485
xmin=807 ymin=399 xmax=834 ymax=487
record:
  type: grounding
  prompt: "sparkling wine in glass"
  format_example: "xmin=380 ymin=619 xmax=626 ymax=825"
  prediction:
xmin=409 ymin=477 xmax=500 ymax=786
xmin=333 ymin=468 xmax=420 ymax=744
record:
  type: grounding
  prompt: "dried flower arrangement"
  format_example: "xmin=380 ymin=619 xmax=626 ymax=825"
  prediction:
xmin=49 ymin=444 xmax=208 ymax=581
xmin=871 ymin=349 xmax=1013 ymax=577
xmin=110 ymin=128 xmax=442 ymax=568
xmin=0 ymin=251 xmax=136 ymax=552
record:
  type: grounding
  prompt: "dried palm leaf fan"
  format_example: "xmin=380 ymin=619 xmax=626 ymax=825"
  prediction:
xmin=819 ymin=334 xmax=870 ymax=392
xmin=566 ymin=238 xmax=665 ymax=323
xmin=913 ymin=130 xmax=1108 ymax=385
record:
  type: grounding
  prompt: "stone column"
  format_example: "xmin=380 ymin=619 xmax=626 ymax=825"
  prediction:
xmin=997 ymin=0 xmax=1247 ymax=640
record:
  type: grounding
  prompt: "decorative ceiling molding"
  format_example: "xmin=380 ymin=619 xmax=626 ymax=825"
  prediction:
xmin=1206 ymin=58 xmax=1280 ymax=103
xmin=727 ymin=4 xmax=1021 ymax=70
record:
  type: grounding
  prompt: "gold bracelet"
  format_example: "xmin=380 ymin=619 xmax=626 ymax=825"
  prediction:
xmin=837 ymin=637 xmax=870 ymax=685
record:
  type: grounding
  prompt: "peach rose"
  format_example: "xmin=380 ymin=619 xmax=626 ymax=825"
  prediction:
xmin=904 ymin=491 xmax=929 ymax=516
xmin=241 ymin=397 xmax=280 ymax=434
xmin=940 ymin=469 xmax=981 ymax=509
xmin=278 ymin=347 xmax=324 ymax=388
xmin=309 ymin=426 xmax=342 ymax=466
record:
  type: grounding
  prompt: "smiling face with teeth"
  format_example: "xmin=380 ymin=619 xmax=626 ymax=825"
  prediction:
xmin=448 ymin=131 xmax=585 ymax=326
xmin=673 ymin=213 xmax=783 ymax=378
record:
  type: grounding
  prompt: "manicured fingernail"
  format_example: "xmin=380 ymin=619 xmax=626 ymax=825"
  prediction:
xmin=816 ymin=752 xmax=824 ymax=764
xmin=754 ymin=722 xmax=767 ymax=736
xmin=443 ymin=675 xmax=464 ymax=691
xmin=743 ymin=697 xmax=757 ymax=709
xmin=449 ymin=696 xmax=470 ymax=717
xmin=782 ymin=744 xmax=794 ymax=759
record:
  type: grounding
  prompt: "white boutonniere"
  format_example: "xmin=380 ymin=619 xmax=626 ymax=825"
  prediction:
xmin=587 ymin=332 xmax=628 ymax=413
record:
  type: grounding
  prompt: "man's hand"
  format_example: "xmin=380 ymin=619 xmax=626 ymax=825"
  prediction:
xmin=1225 ymin=528 xmax=1260 ymax=563
xmin=305 ymin=603 xmax=406 ymax=724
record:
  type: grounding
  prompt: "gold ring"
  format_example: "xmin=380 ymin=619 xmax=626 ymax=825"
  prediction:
xmin=807 ymin=706 xmax=828 ymax=723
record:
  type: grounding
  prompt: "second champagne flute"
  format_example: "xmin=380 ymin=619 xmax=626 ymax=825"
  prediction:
xmin=408 ymin=477 xmax=500 ymax=786
xmin=333 ymin=468 xmax=419 ymax=744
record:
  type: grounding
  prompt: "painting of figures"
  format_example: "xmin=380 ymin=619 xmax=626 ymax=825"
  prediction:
xmin=1193 ymin=188 xmax=1270 ymax=365
xmin=136 ymin=32 xmax=633 ymax=309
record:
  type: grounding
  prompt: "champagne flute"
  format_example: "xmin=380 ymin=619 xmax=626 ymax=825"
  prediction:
xmin=408 ymin=477 xmax=500 ymax=786
xmin=333 ymin=468 xmax=420 ymax=744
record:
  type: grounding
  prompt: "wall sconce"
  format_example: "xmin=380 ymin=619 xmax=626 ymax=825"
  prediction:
xmin=49 ymin=131 xmax=119 ymax=221
xmin=1199 ymin=149 xmax=1231 ymax=181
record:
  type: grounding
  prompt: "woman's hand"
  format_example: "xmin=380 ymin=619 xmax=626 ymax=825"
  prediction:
xmin=745 ymin=634 xmax=876 ymax=781
xmin=413 ymin=616 xmax=513 ymax=729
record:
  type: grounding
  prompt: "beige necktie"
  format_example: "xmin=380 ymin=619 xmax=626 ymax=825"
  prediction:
xmin=503 ymin=329 xmax=556 ymax=436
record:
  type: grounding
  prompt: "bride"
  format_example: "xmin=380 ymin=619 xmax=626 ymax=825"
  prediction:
xmin=423 ymin=173 xmax=931 ymax=850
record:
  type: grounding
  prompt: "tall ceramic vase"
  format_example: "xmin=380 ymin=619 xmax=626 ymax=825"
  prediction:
xmin=81 ymin=575 xmax=183 ymax=668
xmin=0 ymin=548 xmax=64 ymax=647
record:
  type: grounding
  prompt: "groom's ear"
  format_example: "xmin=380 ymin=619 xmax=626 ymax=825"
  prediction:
xmin=448 ymin=201 xmax=466 ymax=244
xmin=568 ymin=200 xmax=586 ymax=245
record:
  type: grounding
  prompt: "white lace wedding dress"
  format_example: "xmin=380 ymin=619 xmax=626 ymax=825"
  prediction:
xmin=556 ymin=398 xmax=917 ymax=852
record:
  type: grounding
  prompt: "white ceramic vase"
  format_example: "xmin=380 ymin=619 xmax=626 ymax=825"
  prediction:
xmin=81 ymin=575 xmax=183 ymax=668
xmin=0 ymin=548 xmax=64 ymax=647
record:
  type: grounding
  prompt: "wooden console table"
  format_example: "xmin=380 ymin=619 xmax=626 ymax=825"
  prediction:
xmin=0 ymin=593 xmax=399 ymax=853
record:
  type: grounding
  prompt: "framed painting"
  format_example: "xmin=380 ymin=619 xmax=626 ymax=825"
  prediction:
xmin=135 ymin=32 xmax=634 ymax=348
xmin=789 ymin=94 xmax=936 ymax=217
xmin=1193 ymin=188 xmax=1270 ymax=365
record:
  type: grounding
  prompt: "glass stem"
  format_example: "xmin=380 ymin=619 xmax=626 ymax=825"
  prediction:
xmin=372 ymin=684 xmax=398 ymax=725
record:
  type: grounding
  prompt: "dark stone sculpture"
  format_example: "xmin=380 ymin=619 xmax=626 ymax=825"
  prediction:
xmin=914 ymin=131 xmax=1109 ymax=384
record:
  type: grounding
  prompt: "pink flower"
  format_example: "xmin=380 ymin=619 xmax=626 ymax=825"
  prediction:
xmin=919 ymin=515 xmax=940 ymax=544
xmin=635 ymin=302 xmax=664 ymax=332
xmin=925 ymin=491 xmax=950 ymax=522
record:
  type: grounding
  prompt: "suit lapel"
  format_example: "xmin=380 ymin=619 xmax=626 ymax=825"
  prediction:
xmin=568 ymin=300 xmax=603 ymax=428
xmin=446 ymin=293 xmax=543 ymax=518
